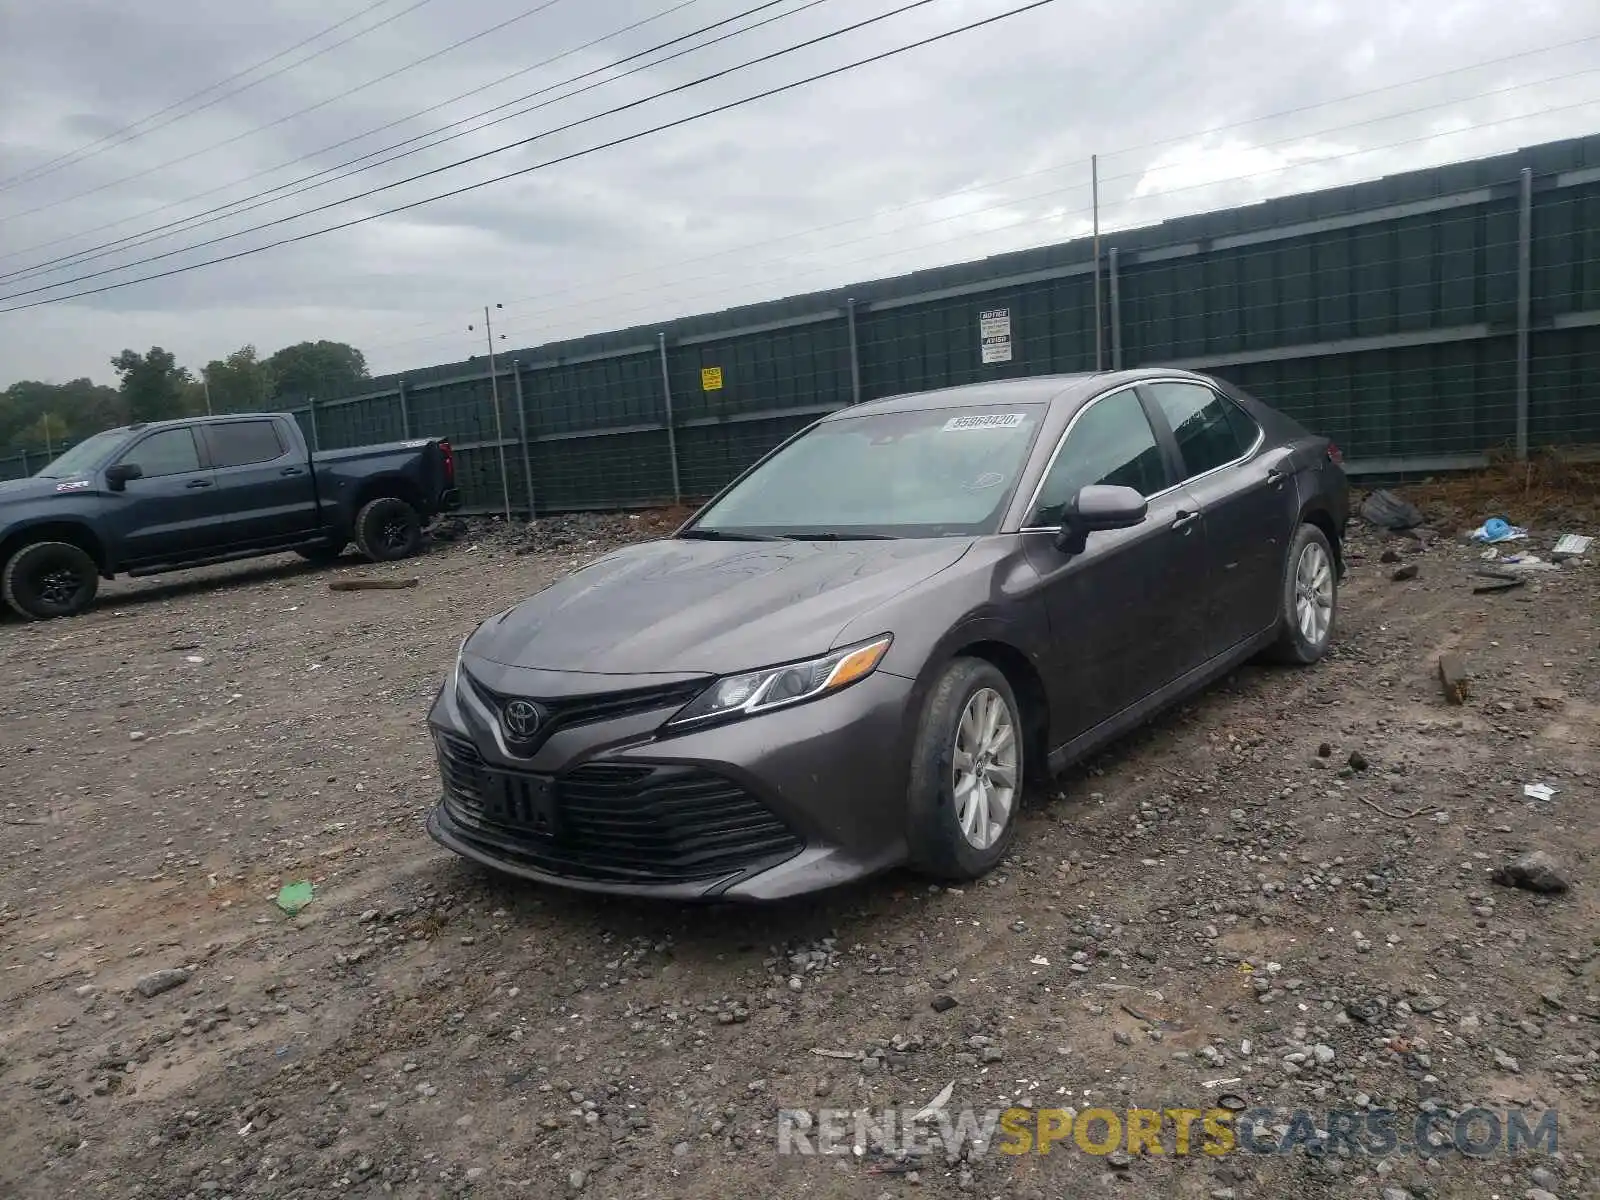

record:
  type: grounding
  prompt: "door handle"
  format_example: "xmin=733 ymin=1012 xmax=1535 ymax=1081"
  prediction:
xmin=186 ymin=478 xmax=213 ymax=489
xmin=1171 ymin=510 xmax=1201 ymax=532
xmin=281 ymin=466 xmax=304 ymax=476
xmin=1266 ymin=467 xmax=1286 ymax=485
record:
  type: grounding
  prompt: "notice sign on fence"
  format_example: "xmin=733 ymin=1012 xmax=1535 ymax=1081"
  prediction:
xmin=979 ymin=308 xmax=1013 ymax=364
xmin=701 ymin=366 xmax=724 ymax=391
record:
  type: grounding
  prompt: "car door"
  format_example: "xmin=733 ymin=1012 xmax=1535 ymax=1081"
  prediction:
xmin=197 ymin=418 xmax=320 ymax=546
xmin=1020 ymin=384 xmax=1211 ymax=747
xmin=103 ymin=426 xmax=221 ymax=565
xmin=1140 ymin=379 xmax=1298 ymax=657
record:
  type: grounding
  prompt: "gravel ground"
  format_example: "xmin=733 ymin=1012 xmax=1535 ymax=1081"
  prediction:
xmin=1 ymin=498 xmax=1597 ymax=1200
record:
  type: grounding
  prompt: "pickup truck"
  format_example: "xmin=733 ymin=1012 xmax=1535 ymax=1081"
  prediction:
xmin=0 ymin=412 xmax=459 ymax=620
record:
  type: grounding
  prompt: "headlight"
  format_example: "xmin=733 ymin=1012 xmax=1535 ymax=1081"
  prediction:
xmin=667 ymin=635 xmax=892 ymax=728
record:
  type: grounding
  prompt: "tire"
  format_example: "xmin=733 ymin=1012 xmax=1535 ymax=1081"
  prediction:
xmin=353 ymin=497 xmax=422 ymax=562
xmin=295 ymin=541 xmax=347 ymax=564
xmin=906 ymin=657 xmax=1024 ymax=880
xmin=2 ymin=541 xmax=100 ymax=620
xmin=1270 ymin=523 xmax=1338 ymax=664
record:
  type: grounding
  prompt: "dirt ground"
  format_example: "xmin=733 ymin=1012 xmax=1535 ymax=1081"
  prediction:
xmin=1 ymin=494 xmax=1597 ymax=1200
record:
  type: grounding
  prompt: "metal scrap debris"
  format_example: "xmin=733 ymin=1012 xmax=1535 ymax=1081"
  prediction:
xmin=1551 ymin=533 xmax=1592 ymax=559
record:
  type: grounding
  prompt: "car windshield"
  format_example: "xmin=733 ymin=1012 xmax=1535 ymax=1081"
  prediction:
xmin=34 ymin=430 xmax=123 ymax=478
xmin=688 ymin=404 xmax=1046 ymax=538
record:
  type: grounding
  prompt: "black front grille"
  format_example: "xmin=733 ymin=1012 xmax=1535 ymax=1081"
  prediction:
xmin=435 ymin=735 xmax=802 ymax=884
xmin=465 ymin=672 xmax=706 ymax=752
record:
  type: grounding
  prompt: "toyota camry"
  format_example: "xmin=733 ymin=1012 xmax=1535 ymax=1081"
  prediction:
xmin=425 ymin=368 xmax=1347 ymax=899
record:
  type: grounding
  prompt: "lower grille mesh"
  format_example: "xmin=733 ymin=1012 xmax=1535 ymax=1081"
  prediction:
xmin=436 ymin=735 xmax=801 ymax=883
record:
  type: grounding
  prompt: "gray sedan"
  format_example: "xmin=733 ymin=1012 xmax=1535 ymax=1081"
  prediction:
xmin=425 ymin=368 xmax=1348 ymax=899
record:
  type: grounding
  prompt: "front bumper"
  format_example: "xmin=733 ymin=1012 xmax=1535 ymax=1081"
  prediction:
xmin=423 ymin=664 xmax=917 ymax=901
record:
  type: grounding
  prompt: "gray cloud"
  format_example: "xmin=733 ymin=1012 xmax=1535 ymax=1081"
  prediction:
xmin=0 ymin=0 xmax=1596 ymax=384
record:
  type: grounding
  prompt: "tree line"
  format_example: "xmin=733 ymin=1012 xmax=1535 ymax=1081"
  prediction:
xmin=1 ymin=340 xmax=370 ymax=457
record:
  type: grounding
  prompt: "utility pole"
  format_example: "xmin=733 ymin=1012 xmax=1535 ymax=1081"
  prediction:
xmin=1091 ymin=153 xmax=1103 ymax=372
xmin=470 ymin=303 xmax=512 ymax=522
xmin=202 ymin=369 xmax=214 ymax=415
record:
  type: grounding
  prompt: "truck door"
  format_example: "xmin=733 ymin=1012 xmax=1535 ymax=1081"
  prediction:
xmin=198 ymin=418 xmax=320 ymax=546
xmin=104 ymin=426 xmax=222 ymax=565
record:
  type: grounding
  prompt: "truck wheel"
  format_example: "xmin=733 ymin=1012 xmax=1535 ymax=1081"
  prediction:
xmin=2 ymin=541 xmax=100 ymax=620
xmin=295 ymin=540 xmax=347 ymax=564
xmin=354 ymin=497 xmax=423 ymax=562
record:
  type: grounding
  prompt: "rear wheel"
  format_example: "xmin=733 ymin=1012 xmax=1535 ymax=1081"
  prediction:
xmin=354 ymin=497 xmax=422 ymax=562
xmin=2 ymin=541 xmax=100 ymax=620
xmin=906 ymin=658 xmax=1023 ymax=880
xmin=1270 ymin=523 xmax=1337 ymax=664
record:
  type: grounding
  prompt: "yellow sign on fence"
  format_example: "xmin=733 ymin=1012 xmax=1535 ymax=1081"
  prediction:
xmin=701 ymin=366 xmax=724 ymax=391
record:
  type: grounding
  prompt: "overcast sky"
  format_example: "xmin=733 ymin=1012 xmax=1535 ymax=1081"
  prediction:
xmin=0 ymin=0 xmax=1595 ymax=387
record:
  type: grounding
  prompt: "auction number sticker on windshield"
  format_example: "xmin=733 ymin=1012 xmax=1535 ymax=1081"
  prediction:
xmin=943 ymin=413 xmax=1025 ymax=432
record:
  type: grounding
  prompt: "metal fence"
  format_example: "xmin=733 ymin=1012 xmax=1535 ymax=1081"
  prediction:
xmin=5 ymin=134 xmax=1598 ymax=506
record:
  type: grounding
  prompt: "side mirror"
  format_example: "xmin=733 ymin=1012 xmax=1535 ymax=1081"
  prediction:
xmin=1053 ymin=484 xmax=1148 ymax=555
xmin=105 ymin=463 xmax=143 ymax=491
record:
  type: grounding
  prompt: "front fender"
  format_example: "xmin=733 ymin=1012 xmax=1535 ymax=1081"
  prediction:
xmin=885 ymin=612 xmax=1052 ymax=787
xmin=0 ymin=510 xmax=111 ymax=572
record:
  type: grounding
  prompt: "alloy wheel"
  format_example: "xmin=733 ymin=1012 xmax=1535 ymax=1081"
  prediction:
xmin=1294 ymin=540 xmax=1334 ymax=646
xmin=380 ymin=516 xmax=412 ymax=554
xmin=37 ymin=565 xmax=84 ymax=610
xmin=952 ymin=686 xmax=1017 ymax=851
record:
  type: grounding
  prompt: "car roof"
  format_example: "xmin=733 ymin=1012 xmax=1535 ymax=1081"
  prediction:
xmin=826 ymin=368 xmax=1217 ymax=420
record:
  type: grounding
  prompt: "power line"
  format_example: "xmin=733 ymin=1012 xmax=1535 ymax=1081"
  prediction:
xmin=0 ymin=0 xmax=572 ymax=227
xmin=0 ymin=0 xmax=1062 ymax=313
xmin=0 ymin=0 xmax=959 ymax=302
xmin=553 ymin=95 xmax=1600 ymax=332
xmin=0 ymin=0 xmax=825 ymax=287
xmin=371 ymin=92 xmax=1600 ymax=361
xmin=0 ymin=0 xmax=439 ymax=197
xmin=0 ymin=0 xmax=706 ymax=271
xmin=356 ymin=28 xmax=1600 ymax=351
xmin=11 ymin=18 xmax=1594 ymax=292
xmin=502 ymin=74 xmax=1600 ymax=322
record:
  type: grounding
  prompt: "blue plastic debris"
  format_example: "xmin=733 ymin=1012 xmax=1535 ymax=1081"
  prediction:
xmin=1470 ymin=518 xmax=1527 ymax=543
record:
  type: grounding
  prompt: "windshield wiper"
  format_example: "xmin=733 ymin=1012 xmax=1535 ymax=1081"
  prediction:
xmin=677 ymin=528 xmax=784 ymax=542
xmin=776 ymin=531 xmax=898 ymax=541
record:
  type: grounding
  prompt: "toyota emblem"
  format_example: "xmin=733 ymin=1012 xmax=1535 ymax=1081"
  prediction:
xmin=501 ymin=698 xmax=543 ymax=741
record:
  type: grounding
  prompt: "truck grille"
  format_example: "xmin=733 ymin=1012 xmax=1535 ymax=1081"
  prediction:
xmin=435 ymin=734 xmax=802 ymax=884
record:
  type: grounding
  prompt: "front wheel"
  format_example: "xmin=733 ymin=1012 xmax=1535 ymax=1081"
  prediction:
xmin=2 ymin=541 xmax=100 ymax=620
xmin=906 ymin=658 xmax=1024 ymax=880
xmin=1270 ymin=523 xmax=1337 ymax=664
xmin=354 ymin=497 xmax=423 ymax=562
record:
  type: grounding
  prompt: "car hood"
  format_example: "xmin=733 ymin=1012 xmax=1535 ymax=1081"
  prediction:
xmin=466 ymin=536 xmax=975 ymax=675
xmin=0 ymin=476 xmax=84 ymax=503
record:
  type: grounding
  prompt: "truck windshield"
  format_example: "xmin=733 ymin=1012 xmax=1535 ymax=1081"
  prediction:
xmin=34 ymin=430 xmax=125 ymax=479
xmin=687 ymin=404 xmax=1045 ymax=539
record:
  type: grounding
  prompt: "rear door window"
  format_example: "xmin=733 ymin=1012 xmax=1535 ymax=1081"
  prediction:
xmin=1143 ymin=381 xmax=1258 ymax=479
xmin=207 ymin=420 xmax=286 ymax=468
